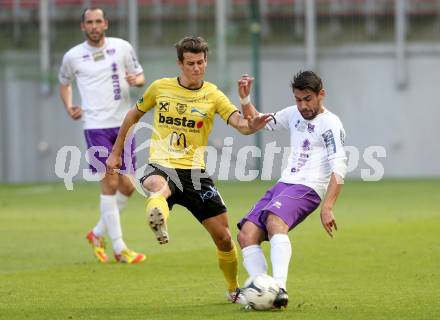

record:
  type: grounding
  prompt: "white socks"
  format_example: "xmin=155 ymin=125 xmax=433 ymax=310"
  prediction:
xmin=93 ymin=191 xmax=129 ymax=251
xmin=242 ymin=235 xmax=292 ymax=290
xmin=99 ymin=194 xmax=126 ymax=254
xmin=116 ymin=191 xmax=129 ymax=212
xmin=92 ymin=218 xmax=107 ymax=237
xmin=242 ymin=244 xmax=268 ymax=277
xmin=270 ymin=234 xmax=292 ymax=290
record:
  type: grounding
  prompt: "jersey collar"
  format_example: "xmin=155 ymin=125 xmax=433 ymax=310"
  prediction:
xmin=177 ymin=77 xmax=204 ymax=91
xmin=83 ymin=37 xmax=108 ymax=52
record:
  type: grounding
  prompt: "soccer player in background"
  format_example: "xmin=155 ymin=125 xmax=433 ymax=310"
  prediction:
xmin=106 ymin=36 xmax=270 ymax=303
xmin=236 ymin=71 xmax=347 ymax=309
xmin=58 ymin=8 xmax=146 ymax=264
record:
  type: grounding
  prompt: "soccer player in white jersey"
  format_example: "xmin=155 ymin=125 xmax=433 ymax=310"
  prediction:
xmin=236 ymin=71 xmax=347 ymax=309
xmin=58 ymin=8 xmax=146 ymax=264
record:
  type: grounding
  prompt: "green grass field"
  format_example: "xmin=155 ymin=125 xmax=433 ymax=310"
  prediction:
xmin=1 ymin=179 xmax=439 ymax=320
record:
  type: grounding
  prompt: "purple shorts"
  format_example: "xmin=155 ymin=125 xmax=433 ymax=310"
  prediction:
xmin=237 ymin=182 xmax=321 ymax=237
xmin=84 ymin=127 xmax=136 ymax=174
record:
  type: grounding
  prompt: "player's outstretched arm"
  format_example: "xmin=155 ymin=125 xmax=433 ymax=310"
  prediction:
xmin=228 ymin=112 xmax=272 ymax=135
xmin=106 ymin=108 xmax=144 ymax=174
xmin=320 ymin=173 xmax=344 ymax=237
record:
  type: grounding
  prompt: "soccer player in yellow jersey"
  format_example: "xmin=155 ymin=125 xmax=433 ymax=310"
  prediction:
xmin=106 ymin=36 xmax=270 ymax=304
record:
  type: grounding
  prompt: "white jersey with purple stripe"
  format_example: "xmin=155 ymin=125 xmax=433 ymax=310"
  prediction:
xmin=266 ymin=106 xmax=347 ymax=199
xmin=59 ymin=37 xmax=143 ymax=129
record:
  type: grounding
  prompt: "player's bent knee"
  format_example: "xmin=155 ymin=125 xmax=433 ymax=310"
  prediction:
xmin=237 ymin=232 xmax=245 ymax=248
xmin=127 ymin=185 xmax=135 ymax=196
xmin=143 ymin=175 xmax=169 ymax=195
xmin=214 ymin=234 xmax=233 ymax=251
xmin=102 ymin=174 xmax=119 ymax=193
xmin=237 ymin=230 xmax=253 ymax=248
xmin=119 ymin=180 xmax=135 ymax=196
xmin=123 ymin=183 xmax=135 ymax=196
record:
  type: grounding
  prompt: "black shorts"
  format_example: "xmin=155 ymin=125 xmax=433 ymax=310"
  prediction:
xmin=140 ymin=164 xmax=227 ymax=223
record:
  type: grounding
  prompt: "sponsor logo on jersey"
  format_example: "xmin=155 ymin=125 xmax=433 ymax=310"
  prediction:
xmin=82 ymin=54 xmax=91 ymax=61
xmin=159 ymin=101 xmax=170 ymax=112
xmin=302 ymin=139 xmax=311 ymax=151
xmin=92 ymin=51 xmax=105 ymax=62
xmin=340 ymin=129 xmax=345 ymax=145
xmin=159 ymin=113 xmax=203 ymax=128
xmin=137 ymin=97 xmax=144 ymax=105
xmin=106 ymin=48 xmax=116 ymax=55
xmin=307 ymin=123 xmax=315 ymax=133
xmin=111 ymin=63 xmax=121 ymax=100
xmin=295 ymin=119 xmax=307 ymax=132
xmin=322 ymin=129 xmax=336 ymax=155
xmin=176 ymin=103 xmax=187 ymax=115
xmin=131 ymin=54 xmax=139 ymax=68
xmin=191 ymin=108 xmax=207 ymax=117
xmin=169 ymin=131 xmax=187 ymax=148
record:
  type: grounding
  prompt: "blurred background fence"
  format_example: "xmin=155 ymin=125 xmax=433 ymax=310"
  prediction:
xmin=0 ymin=0 xmax=439 ymax=183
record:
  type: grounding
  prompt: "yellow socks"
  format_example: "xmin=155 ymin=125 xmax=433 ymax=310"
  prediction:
xmin=145 ymin=194 xmax=170 ymax=221
xmin=217 ymin=243 xmax=239 ymax=292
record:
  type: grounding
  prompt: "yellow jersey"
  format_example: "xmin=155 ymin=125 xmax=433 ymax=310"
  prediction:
xmin=136 ymin=77 xmax=238 ymax=169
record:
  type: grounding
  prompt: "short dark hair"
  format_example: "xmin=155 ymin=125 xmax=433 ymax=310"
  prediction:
xmin=175 ymin=36 xmax=209 ymax=62
xmin=291 ymin=70 xmax=323 ymax=94
xmin=81 ymin=7 xmax=106 ymax=22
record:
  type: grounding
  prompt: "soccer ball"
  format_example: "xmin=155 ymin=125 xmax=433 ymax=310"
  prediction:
xmin=243 ymin=274 xmax=280 ymax=311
